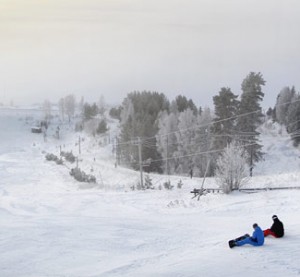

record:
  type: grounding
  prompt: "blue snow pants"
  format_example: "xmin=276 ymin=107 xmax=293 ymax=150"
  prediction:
xmin=236 ymin=237 xmax=262 ymax=247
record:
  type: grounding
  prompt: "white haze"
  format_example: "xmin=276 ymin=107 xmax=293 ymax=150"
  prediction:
xmin=0 ymin=0 xmax=300 ymax=107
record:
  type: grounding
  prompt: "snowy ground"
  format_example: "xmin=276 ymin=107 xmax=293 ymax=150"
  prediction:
xmin=0 ymin=108 xmax=300 ymax=277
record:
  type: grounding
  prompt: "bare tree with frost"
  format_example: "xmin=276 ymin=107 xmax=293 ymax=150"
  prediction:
xmin=215 ymin=141 xmax=249 ymax=194
xmin=64 ymin=94 xmax=76 ymax=123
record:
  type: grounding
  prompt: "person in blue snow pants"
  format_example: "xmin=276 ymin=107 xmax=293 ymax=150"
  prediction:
xmin=236 ymin=223 xmax=265 ymax=247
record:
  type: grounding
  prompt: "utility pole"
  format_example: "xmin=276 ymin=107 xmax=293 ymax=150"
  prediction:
xmin=250 ymin=145 xmax=253 ymax=177
xmin=114 ymin=137 xmax=118 ymax=168
xmin=166 ymin=135 xmax=169 ymax=176
xmin=78 ymin=136 xmax=81 ymax=155
xmin=138 ymin=137 xmax=144 ymax=189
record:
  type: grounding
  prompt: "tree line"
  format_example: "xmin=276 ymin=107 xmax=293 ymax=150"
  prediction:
xmin=116 ymin=72 xmax=267 ymax=178
xmin=42 ymin=71 xmax=300 ymax=183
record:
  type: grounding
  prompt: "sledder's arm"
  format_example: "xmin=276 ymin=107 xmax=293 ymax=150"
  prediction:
xmin=250 ymin=229 xmax=258 ymax=242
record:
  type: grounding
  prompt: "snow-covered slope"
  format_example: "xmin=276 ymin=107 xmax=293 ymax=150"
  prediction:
xmin=0 ymin=108 xmax=299 ymax=277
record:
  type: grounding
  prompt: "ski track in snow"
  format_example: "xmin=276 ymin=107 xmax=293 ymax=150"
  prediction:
xmin=0 ymin=108 xmax=300 ymax=277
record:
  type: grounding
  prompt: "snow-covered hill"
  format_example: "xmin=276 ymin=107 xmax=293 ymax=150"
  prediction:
xmin=0 ymin=108 xmax=299 ymax=277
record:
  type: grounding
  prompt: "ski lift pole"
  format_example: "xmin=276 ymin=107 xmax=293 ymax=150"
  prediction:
xmin=198 ymin=159 xmax=211 ymax=201
xmin=138 ymin=137 xmax=144 ymax=189
xmin=166 ymin=134 xmax=169 ymax=180
xmin=197 ymin=132 xmax=213 ymax=200
xmin=78 ymin=136 xmax=81 ymax=155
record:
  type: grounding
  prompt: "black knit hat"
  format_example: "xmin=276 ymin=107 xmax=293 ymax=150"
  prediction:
xmin=253 ymin=223 xmax=258 ymax=228
xmin=272 ymin=215 xmax=278 ymax=220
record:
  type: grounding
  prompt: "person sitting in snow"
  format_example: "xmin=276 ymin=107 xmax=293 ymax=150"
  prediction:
xmin=263 ymin=215 xmax=284 ymax=238
xmin=235 ymin=223 xmax=265 ymax=247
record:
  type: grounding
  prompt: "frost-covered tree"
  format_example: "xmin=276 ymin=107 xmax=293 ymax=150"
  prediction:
xmin=43 ymin=100 xmax=51 ymax=122
xmin=79 ymin=96 xmax=84 ymax=117
xmin=119 ymin=98 xmax=136 ymax=167
xmin=98 ymin=95 xmax=106 ymax=116
xmin=156 ymin=111 xmax=179 ymax=174
xmin=193 ymin=107 xmax=214 ymax=177
xmin=215 ymin=141 xmax=249 ymax=194
xmin=286 ymin=92 xmax=300 ymax=146
xmin=275 ymin=86 xmax=295 ymax=125
xmin=64 ymin=94 xmax=76 ymax=122
xmin=157 ymin=107 xmax=214 ymax=176
xmin=58 ymin=98 xmax=65 ymax=121
xmin=175 ymin=108 xmax=197 ymax=174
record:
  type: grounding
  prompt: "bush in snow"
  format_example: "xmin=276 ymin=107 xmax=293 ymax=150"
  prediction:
xmin=136 ymin=182 xmax=143 ymax=190
xmin=177 ymin=179 xmax=183 ymax=189
xmin=215 ymin=141 xmax=249 ymax=194
xmin=61 ymin=151 xmax=76 ymax=163
xmin=45 ymin=153 xmax=63 ymax=165
xmin=163 ymin=180 xmax=174 ymax=190
xmin=75 ymin=121 xmax=84 ymax=132
xmin=45 ymin=153 xmax=58 ymax=162
xmin=70 ymin=167 xmax=96 ymax=183
xmin=144 ymin=175 xmax=154 ymax=189
xmin=55 ymin=158 xmax=63 ymax=165
xmin=96 ymin=119 xmax=109 ymax=134
xmin=130 ymin=181 xmax=143 ymax=191
xmin=130 ymin=184 xmax=136 ymax=191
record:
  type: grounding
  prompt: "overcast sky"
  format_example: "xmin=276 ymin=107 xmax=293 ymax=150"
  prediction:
xmin=1 ymin=0 xmax=300 ymax=108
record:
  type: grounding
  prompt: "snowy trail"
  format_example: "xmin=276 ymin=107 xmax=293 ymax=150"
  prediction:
xmin=1 ymin=186 xmax=300 ymax=276
xmin=0 ymin=109 xmax=300 ymax=277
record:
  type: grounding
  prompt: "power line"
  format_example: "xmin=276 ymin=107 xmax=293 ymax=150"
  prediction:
xmin=147 ymin=142 xmax=258 ymax=164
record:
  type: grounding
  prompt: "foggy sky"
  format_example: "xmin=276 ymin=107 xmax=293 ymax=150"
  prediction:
xmin=1 ymin=0 xmax=300 ymax=108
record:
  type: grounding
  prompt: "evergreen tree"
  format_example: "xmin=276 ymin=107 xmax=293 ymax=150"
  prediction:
xmin=175 ymin=95 xmax=197 ymax=114
xmin=109 ymin=106 xmax=122 ymax=120
xmin=83 ymin=103 xmax=99 ymax=121
xmin=266 ymin=107 xmax=275 ymax=121
xmin=96 ymin=119 xmax=109 ymax=134
xmin=119 ymin=91 xmax=169 ymax=172
xmin=236 ymin=72 xmax=265 ymax=176
xmin=212 ymin=87 xmax=239 ymax=150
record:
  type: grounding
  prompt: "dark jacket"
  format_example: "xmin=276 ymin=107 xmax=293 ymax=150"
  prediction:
xmin=270 ymin=218 xmax=284 ymax=237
